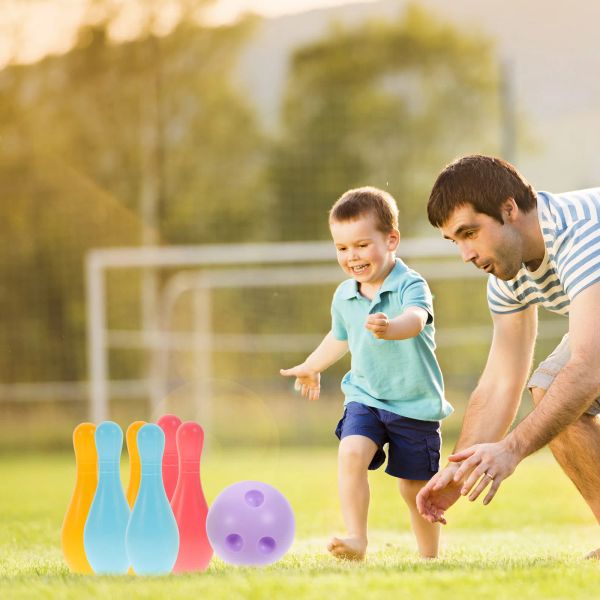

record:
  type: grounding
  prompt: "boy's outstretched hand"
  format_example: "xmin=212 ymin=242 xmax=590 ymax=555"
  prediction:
xmin=280 ymin=364 xmax=321 ymax=401
xmin=365 ymin=312 xmax=390 ymax=339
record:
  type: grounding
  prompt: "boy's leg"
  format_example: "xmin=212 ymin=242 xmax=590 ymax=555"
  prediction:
xmin=382 ymin=410 xmax=441 ymax=558
xmin=328 ymin=434 xmax=378 ymax=560
xmin=398 ymin=478 xmax=440 ymax=558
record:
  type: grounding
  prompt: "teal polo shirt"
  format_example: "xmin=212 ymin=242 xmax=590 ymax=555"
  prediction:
xmin=331 ymin=258 xmax=453 ymax=422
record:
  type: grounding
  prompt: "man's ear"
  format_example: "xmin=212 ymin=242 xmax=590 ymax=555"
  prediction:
xmin=502 ymin=197 xmax=519 ymax=222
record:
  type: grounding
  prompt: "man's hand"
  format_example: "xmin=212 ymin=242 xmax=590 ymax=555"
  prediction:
xmin=365 ymin=312 xmax=390 ymax=339
xmin=416 ymin=462 xmax=464 ymax=524
xmin=280 ymin=364 xmax=321 ymax=401
xmin=448 ymin=439 xmax=522 ymax=505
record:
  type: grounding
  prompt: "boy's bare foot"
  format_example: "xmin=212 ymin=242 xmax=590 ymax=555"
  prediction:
xmin=327 ymin=536 xmax=367 ymax=560
xmin=584 ymin=547 xmax=600 ymax=560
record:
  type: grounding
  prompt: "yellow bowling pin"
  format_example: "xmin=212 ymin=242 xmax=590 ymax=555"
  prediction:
xmin=126 ymin=421 xmax=146 ymax=508
xmin=61 ymin=422 xmax=98 ymax=573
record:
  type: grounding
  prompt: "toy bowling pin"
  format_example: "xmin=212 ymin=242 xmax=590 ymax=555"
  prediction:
xmin=156 ymin=414 xmax=181 ymax=502
xmin=170 ymin=422 xmax=213 ymax=572
xmin=125 ymin=420 xmax=146 ymax=508
xmin=126 ymin=424 xmax=180 ymax=574
xmin=61 ymin=422 xmax=98 ymax=573
xmin=84 ymin=421 xmax=130 ymax=574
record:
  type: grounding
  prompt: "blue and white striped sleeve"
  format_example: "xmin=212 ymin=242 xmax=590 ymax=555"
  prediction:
xmin=487 ymin=276 xmax=527 ymax=314
xmin=554 ymin=217 xmax=600 ymax=301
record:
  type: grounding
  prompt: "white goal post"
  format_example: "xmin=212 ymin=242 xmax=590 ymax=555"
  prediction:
xmin=85 ymin=239 xmax=565 ymax=424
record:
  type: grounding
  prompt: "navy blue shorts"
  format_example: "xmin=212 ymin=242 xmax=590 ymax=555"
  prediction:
xmin=335 ymin=401 xmax=441 ymax=480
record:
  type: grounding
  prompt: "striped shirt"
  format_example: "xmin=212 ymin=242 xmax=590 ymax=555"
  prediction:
xmin=487 ymin=188 xmax=600 ymax=316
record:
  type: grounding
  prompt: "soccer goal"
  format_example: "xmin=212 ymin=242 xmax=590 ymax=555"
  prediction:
xmin=85 ymin=239 xmax=565 ymax=431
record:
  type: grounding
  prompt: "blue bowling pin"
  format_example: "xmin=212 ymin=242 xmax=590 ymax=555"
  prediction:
xmin=84 ymin=421 xmax=130 ymax=574
xmin=126 ymin=424 xmax=180 ymax=574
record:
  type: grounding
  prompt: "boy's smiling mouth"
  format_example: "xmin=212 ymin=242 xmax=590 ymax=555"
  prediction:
xmin=350 ymin=264 xmax=369 ymax=274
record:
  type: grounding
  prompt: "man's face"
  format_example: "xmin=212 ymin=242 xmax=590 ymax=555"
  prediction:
xmin=440 ymin=204 xmax=523 ymax=280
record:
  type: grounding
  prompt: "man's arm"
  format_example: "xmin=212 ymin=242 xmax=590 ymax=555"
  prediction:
xmin=452 ymin=282 xmax=600 ymax=504
xmin=507 ymin=283 xmax=600 ymax=455
xmin=416 ymin=304 xmax=537 ymax=523
xmin=280 ymin=331 xmax=348 ymax=401
xmin=456 ymin=305 xmax=538 ymax=449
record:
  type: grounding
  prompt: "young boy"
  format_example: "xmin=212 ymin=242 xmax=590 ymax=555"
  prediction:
xmin=280 ymin=186 xmax=453 ymax=560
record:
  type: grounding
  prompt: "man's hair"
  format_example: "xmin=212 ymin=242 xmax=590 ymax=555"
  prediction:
xmin=427 ymin=155 xmax=537 ymax=227
xmin=329 ymin=186 xmax=399 ymax=233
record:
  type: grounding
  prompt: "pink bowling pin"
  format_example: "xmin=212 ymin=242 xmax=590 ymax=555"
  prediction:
xmin=170 ymin=422 xmax=213 ymax=572
xmin=156 ymin=414 xmax=182 ymax=501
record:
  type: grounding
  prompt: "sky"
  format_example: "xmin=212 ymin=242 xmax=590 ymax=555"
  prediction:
xmin=0 ymin=0 xmax=379 ymax=69
xmin=205 ymin=0 xmax=377 ymax=22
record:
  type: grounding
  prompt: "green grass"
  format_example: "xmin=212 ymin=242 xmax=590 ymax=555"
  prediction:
xmin=1 ymin=446 xmax=599 ymax=599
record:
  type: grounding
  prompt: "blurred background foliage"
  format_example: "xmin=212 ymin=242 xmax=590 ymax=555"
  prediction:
xmin=0 ymin=0 xmax=265 ymax=383
xmin=0 ymin=0 xmax=553 ymax=450
xmin=271 ymin=4 xmax=499 ymax=240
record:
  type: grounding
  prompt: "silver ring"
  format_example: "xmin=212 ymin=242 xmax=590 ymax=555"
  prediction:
xmin=484 ymin=472 xmax=495 ymax=481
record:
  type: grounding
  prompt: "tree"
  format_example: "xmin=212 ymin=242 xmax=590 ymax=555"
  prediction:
xmin=0 ymin=1 xmax=267 ymax=383
xmin=270 ymin=4 xmax=500 ymax=240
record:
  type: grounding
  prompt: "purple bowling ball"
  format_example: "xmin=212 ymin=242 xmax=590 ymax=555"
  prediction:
xmin=206 ymin=480 xmax=295 ymax=566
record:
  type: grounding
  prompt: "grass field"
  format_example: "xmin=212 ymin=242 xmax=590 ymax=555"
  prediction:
xmin=1 ymin=446 xmax=599 ymax=599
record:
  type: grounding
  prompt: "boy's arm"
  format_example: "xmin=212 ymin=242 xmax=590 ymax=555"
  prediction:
xmin=303 ymin=330 xmax=349 ymax=372
xmin=280 ymin=331 xmax=348 ymax=401
xmin=366 ymin=306 xmax=428 ymax=340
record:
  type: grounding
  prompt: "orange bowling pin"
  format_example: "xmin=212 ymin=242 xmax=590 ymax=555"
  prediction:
xmin=61 ymin=422 xmax=98 ymax=573
xmin=126 ymin=420 xmax=146 ymax=508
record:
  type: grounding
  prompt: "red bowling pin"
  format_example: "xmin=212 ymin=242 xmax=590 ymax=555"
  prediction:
xmin=170 ymin=422 xmax=213 ymax=572
xmin=156 ymin=414 xmax=182 ymax=501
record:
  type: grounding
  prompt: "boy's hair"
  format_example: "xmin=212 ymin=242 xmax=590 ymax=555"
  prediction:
xmin=329 ymin=186 xmax=399 ymax=233
xmin=427 ymin=155 xmax=537 ymax=227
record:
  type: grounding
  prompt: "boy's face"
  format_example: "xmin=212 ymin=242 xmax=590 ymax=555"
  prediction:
xmin=330 ymin=213 xmax=399 ymax=288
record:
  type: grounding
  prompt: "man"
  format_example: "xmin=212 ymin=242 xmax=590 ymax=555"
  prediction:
xmin=416 ymin=154 xmax=600 ymax=556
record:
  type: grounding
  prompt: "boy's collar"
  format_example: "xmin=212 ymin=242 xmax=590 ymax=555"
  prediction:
xmin=379 ymin=258 xmax=405 ymax=293
xmin=339 ymin=258 xmax=405 ymax=300
xmin=339 ymin=279 xmax=361 ymax=299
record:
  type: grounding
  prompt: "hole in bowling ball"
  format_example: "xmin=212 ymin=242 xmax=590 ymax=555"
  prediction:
xmin=244 ymin=489 xmax=264 ymax=507
xmin=258 ymin=537 xmax=276 ymax=554
xmin=225 ymin=533 xmax=244 ymax=552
